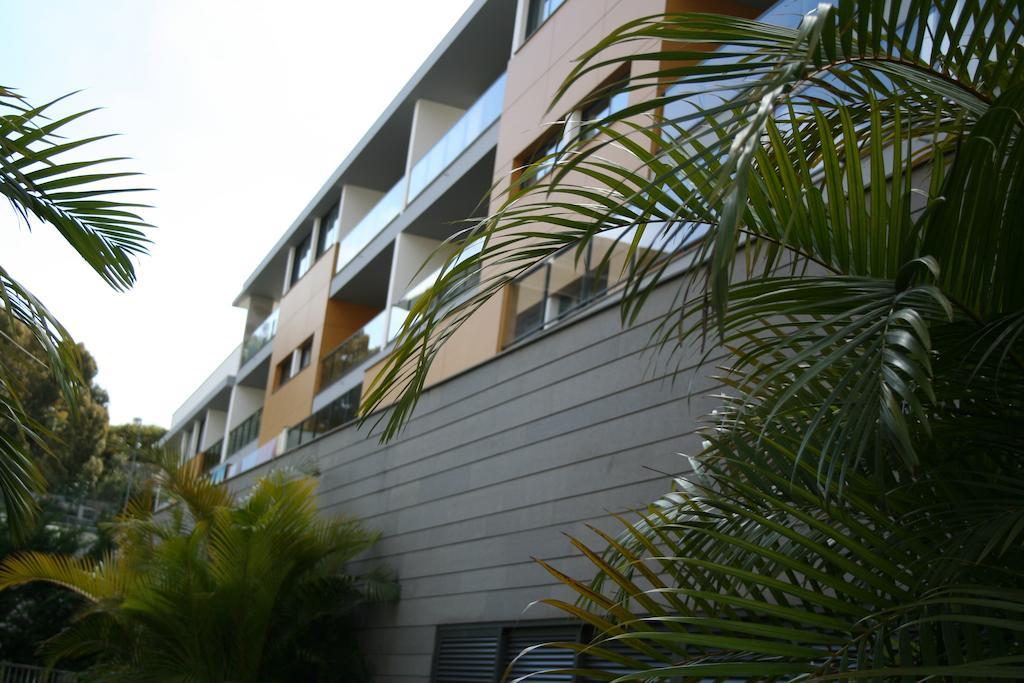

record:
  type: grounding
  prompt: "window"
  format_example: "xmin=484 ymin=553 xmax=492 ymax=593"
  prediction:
xmin=298 ymin=338 xmax=313 ymax=371
xmin=316 ymin=202 xmax=339 ymax=257
xmin=226 ymin=408 xmax=262 ymax=456
xmin=519 ymin=79 xmax=629 ymax=191
xmin=524 ymin=0 xmax=565 ymax=39
xmin=286 ymin=385 xmax=361 ymax=451
xmin=290 ymin=232 xmax=313 ymax=285
xmin=504 ymin=219 xmax=703 ymax=348
xmin=194 ymin=417 xmax=205 ymax=454
xmin=518 ymin=127 xmax=563 ymax=190
xmin=276 ymin=356 xmax=293 ymax=388
xmin=432 ymin=622 xmax=580 ymax=683
xmin=277 ymin=338 xmax=314 ymax=388
xmin=579 ymin=89 xmax=629 ymax=141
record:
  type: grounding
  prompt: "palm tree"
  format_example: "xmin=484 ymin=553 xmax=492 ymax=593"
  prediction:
xmin=364 ymin=0 xmax=1024 ymax=677
xmin=1 ymin=86 xmax=152 ymax=536
xmin=0 ymin=456 xmax=398 ymax=682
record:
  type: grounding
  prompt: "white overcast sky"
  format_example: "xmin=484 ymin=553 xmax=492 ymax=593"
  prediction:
xmin=2 ymin=0 xmax=475 ymax=427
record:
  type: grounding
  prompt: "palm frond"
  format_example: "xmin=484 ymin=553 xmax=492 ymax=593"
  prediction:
xmin=1 ymin=87 xmax=153 ymax=535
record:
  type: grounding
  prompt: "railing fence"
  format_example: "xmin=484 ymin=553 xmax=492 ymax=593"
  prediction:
xmin=0 ymin=662 xmax=78 ymax=683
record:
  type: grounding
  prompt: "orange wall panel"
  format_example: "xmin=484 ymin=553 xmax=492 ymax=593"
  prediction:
xmin=259 ymin=247 xmax=379 ymax=444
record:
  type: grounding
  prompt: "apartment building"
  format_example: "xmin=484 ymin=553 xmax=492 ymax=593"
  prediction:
xmin=163 ymin=1 xmax=813 ymax=680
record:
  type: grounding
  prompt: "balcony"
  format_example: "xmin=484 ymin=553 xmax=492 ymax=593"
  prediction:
xmin=335 ymin=178 xmax=405 ymax=275
xmin=318 ymin=310 xmax=391 ymax=392
xmin=388 ymin=238 xmax=483 ymax=340
xmin=241 ymin=309 xmax=279 ymax=365
xmin=287 ymin=385 xmax=361 ymax=451
xmin=407 ymin=73 xmax=506 ymax=202
xmin=504 ymin=223 xmax=707 ymax=347
xmin=201 ymin=439 xmax=223 ymax=471
xmin=226 ymin=407 xmax=262 ymax=457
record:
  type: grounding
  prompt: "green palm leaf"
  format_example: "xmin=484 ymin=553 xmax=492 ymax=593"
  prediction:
xmin=361 ymin=0 xmax=1024 ymax=679
xmin=1 ymin=86 xmax=154 ymax=536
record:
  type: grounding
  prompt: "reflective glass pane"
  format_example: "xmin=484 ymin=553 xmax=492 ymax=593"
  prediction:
xmin=547 ymin=248 xmax=586 ymax=318
xmin=292 ymin=232 xmax=313 ymax=284
xmin=407 ymin=74 xmax=506 ymax=201
xmin=509 ymin=265 xmax=547 ymax=342
xmin=336 ymin=178 xmax=405 ymax=274
xmin=317 ymin=202 xmax=340 ymax=256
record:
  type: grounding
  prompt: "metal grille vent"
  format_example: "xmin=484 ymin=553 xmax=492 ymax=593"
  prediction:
xmin=502 ymin=628 xmax=578 ymax=682
xmin=434 ymin=632 xmax=500 ymax=682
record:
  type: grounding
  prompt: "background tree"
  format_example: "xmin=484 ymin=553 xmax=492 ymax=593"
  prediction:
xmin=0 ymin=456 xmax=399 ymax=682
xmin=0 ymin=503 xmax=110 ymax=667
xmin=1 ymin=85 xmax=152 ymax=535
xmin=0 ymin=309 xmax=108 ymax=494
xmin=367 ymin=0 xmax=1024 ymax=678
xmin=91 ymin=422 xmax=166 ymax=505
xmin=0 ymin=310 xmax=163 ymax=507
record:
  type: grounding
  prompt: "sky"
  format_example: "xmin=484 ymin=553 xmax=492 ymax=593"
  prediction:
xmin=1 ymin=0 xmax=476 ymax=427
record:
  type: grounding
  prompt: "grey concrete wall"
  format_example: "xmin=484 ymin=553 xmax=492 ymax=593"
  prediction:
xmin=229 ymin=280 xmax=724 ymax=682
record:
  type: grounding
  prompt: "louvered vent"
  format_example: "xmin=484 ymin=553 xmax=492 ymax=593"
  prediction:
xmin=579 ymin=638 xmax=669 ymax=682
xmin=502 ymin=628 xmax=578 ymax=682
xmin=435 ymin=631 xmax=500 ymax=682
xmin=580 ymin=639 xmax=751 ymax=683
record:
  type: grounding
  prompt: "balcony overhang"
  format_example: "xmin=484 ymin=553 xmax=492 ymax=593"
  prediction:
xmin=329 ymin=122 xmax=499 ymax=302
xmin=233 ymin=0 xmax=516 ymax=307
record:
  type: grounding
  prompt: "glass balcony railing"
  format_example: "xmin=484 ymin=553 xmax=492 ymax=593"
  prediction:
xmin=226 ymin=407 xmax=262 ymax=457
xmin=387 ymin=239 xmax=484 ymax=342
xmin=241 ymin=309 xmax=279 ymax=365
xmin=287 ymin=385 xmax=362 ymax=452
xmin=201 ymin=440 xmax=223 ymax=472
xmin=504 ymin=222 xmax=707 ymax=347
xmin=335 ymin=178 xmax=406 ymax=275
xmin=318 ymin=309 xmax=390 ymax=392
xmin=407 ymin=73 xmax=507 ymax=202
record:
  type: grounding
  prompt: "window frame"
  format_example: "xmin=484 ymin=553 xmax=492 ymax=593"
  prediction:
xmin=290 ymin=231 xmax=314 ymax=286
xmin=523 ymin=0 xmax=566 ymax=42
xmin=275 ymin=337 xmax=314 ymax=390
xmin=517 ymin=125 xmax=564 ymax=191
xmin=298 ymin=337 xmax=313 ymax=371
xmin=316 ymin=202 xmax=340 ymax=257
xmin=517 ymin=71 xmax=631 ymax=191
xmin=578 ymin=89 xmax=629 ymax=142
xmin=276 ymin=356 xmax=293 ymax=388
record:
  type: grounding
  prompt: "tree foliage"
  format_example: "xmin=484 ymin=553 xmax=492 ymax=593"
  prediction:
xmin=0 ymin=309 xmax=108 ymax=494
xmin=0 ymin=456 xmax=398 ymax=682
xmin=0 ymin=310 xmax=163 ymax=509
xmin=365 ymin=0 xmax=1024 ymax=678
xmin=1 ymin=85 xmax=152 ymax=536
xmin=0 ymin=503 xmax=109 ymax=667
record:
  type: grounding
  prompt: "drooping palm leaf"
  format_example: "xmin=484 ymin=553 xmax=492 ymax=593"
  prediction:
xmin=361 ymin=0 xmax=1023 ymax=678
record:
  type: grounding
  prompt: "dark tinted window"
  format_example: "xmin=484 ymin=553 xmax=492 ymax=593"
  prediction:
xmin=525 ymin=0 xmax=565 ymax=39
xmin=276 ymin=357 xmax=293 ymax=387
xmin=298 ymin=338 xmax=313 ymax=371
xmin=580 ymin=89 xmax=629 ymax=141
xmin=519 ymin=128 xmax=562 ymax=190
xmin=291 ymin=232 xmax=313 ymax=285
xmin=317 ymin=202 xmax=339 ymax=256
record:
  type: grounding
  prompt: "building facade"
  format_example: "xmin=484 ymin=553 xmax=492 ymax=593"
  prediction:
xmin=163 ymin=1 xmax=811 ymax=680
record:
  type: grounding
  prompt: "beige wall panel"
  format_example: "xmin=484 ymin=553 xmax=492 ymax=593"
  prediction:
xmin=425 ymin=294 xmax=506 ymax=385
xmin=260 ymin=367 xmax=317 ymax=445
xmin=362 ymin=293 xmax=508 ymax=409
xmin=260 ymin=247 xmax=351 ymax=444
xmin=497 ymin=0 xmax=668 ymax=178
xmin=362 ymin=0 xmax=765 ymax=401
